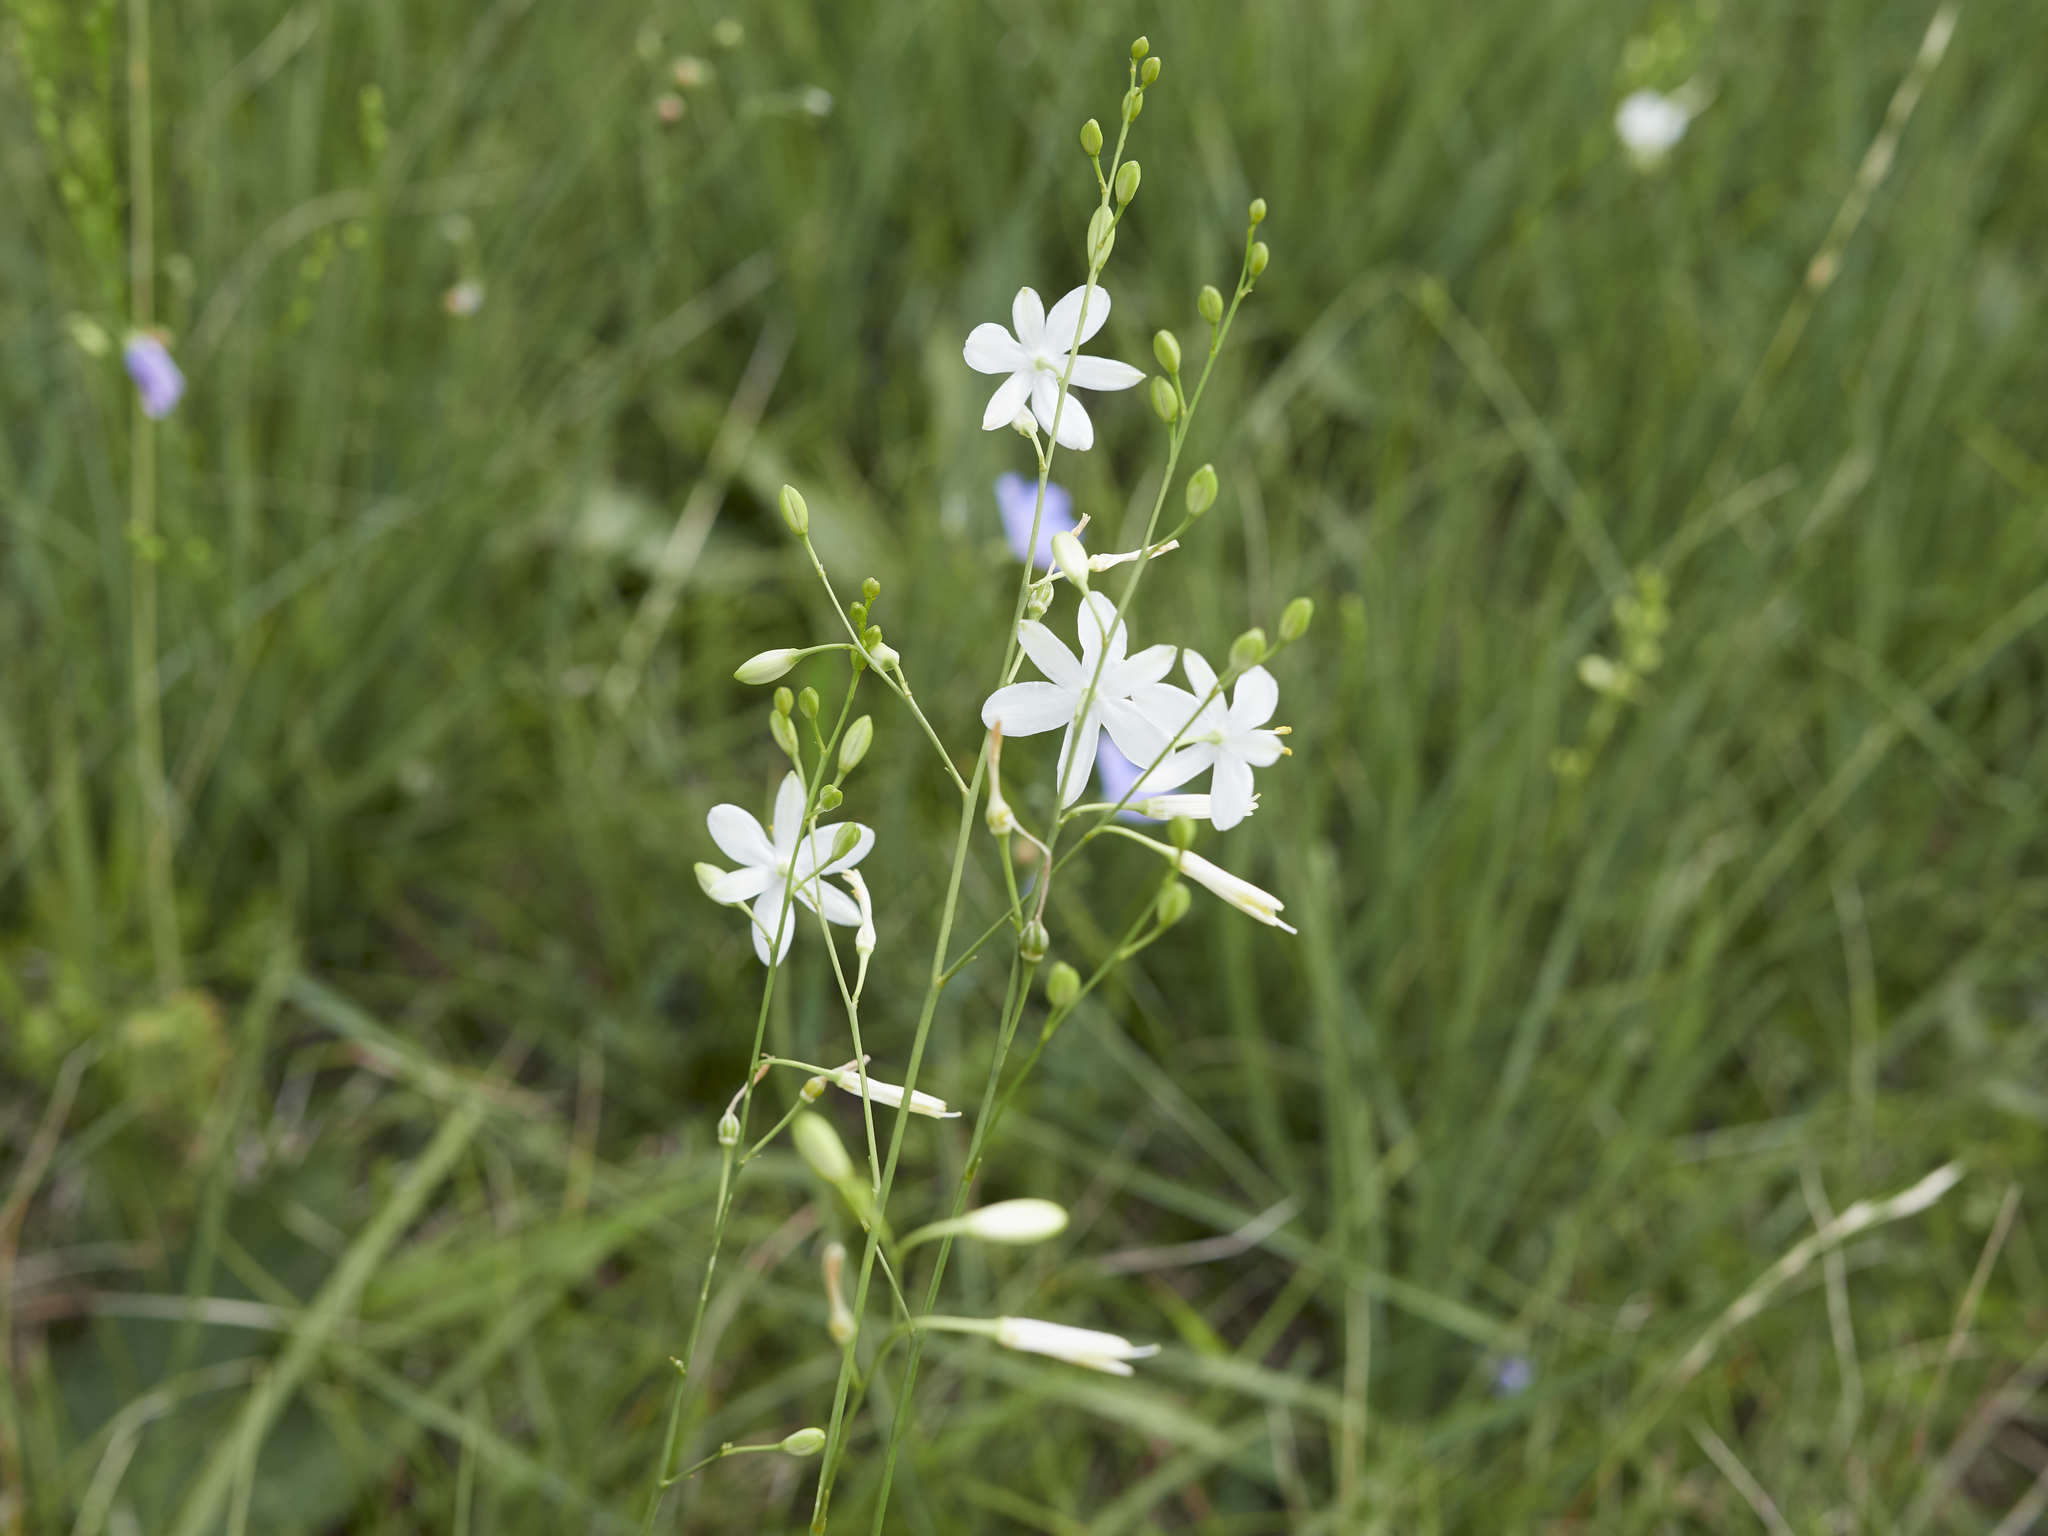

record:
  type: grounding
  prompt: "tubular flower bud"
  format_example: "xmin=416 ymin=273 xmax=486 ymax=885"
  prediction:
xmin=1198 ymin=285 xmax=1224 ymax=326
xmin=1130 ymin=35 xmax=1149 ymax=59
xmin=1080 ymin=118 xmax=1103 ymax=156
xmin=797 ymin=686 xmax=820 ymax=720
xmin=696 ymin=862 xmax=731 ymax=900
xmin=844 ymin=869 xmax=876 ymax=960
xmin=1280 ymin=596 xmax=1314 ymax=643
xmin=769 ymin=709 xmax=800 ymax=760
xmin=781 ymin=1428 xmax=826 ymax=1457
xmin=1175 ymin=848 xmax=1295 ymax=933
xmin=822 ymin=1241 xmax=854 ymax=1343
xmin=1149 ymin=376 xmax=1179 ymax=422
xmin=1114 ymin=160 xmax=1141 ymax=206
xmin=1228 ymin=628 xmax=1268 ymax=671
xmin=1087 ymin=206 xmax=1116 ymax=266
xmin=1140 ymin=56 xmax=1161 ymax=86
xmin=1248 ymin=241 xmax=1270 ymax=279
xmin=1248 ymin=197 xmax=1268 ymax=225
xmin=779 ymin=484 xmax=809 ymax=535
xmin=791 ymin=1112 xmax=853 ymax=1184
xmin=736 ymin=648 xmax=800 ymax=685
xmin=1152 ymin=329 xmax=1181 ymax=374
xmin=840 ymin=715 xmax=875 ymax=774
xmin=909 ymin=1200 xmax=1069 ymax=1250
xmin=1050 ymin=531 xmax=1090 ymax=592
xmin=828 ymin=1066 xmax=959 ymax=1119
xmin=995 ymin=1316 xmax=1159 ymax=1376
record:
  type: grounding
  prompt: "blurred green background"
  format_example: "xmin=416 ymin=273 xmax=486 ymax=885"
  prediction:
xmin=4 ymin=0 xmax=2047 ymax=1530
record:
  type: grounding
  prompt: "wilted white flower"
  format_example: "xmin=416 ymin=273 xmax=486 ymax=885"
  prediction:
xmin=994 ymin=1317 xmax=1159 ymax=1376
xmin=1615 ymin=89 xmax=1690 ymax=165
xmin=981 ymin=591 xmax=1175 ymax=805
xmin=1143 ymin=653 xmax=1285 ymax=831
xmin=702 ymin=772 xmax=874 ymax=965
xmin=963 ymin=285 xmax=1144 ymax=451
xmin=828 ymin=1066 xmax=959 ymax=1119
xmin=1174 ymin=847 xmax=1294 ymax=932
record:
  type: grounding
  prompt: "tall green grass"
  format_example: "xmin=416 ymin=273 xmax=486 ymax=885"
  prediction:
xmin=3 ymin=0 xmax=2045 ymax=1530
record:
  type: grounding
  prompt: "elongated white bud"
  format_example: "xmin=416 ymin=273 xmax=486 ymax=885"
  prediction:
xmin=993 ymin=1316 xmax=1159 ymax=1375
xmin=828 ymin=1067 xmax=959 ymax=1119
xmin=735 ymin=648 xmax=800 ymax=684
xmin=1049 ymin=531 xmax=1089 ymax=592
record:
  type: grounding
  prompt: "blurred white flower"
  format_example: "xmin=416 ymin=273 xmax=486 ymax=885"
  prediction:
xmin=981 ymin=592 xmax=1175 ymax=805
xmin=702 ymin=772 xmax=874 ymax=965
xmin=994 ymin=1317 xmax=1159 ymax=1375
xmin=956 ymin=1199 xmax=1068 ymax=1243
xmin=1615 ymin=89 xmax=1690 ymax=166
xmin=964 ymin=285 xmax=1144 ymax=451
xmin=443 ymin=280 xmax=485 ymax=316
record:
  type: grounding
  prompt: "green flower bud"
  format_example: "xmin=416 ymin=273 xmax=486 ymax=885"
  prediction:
xmin=770 ymin=709 xmax=800 ymax=760
xmin=1140 ymin=55 xmax=1161 ymax=86
xmin=839 ymin=714 xmax=874 ymax=773
xmin=774 ymin=686 xmax=795 ymax=716
xmin=1152 ymin=329 xmax=1181 ymax=374
xmin=861 ymin=576 xmax=881 ymax=603
xmin=849 ymin=600 xmax=867 ymax=629
xmin=1114 ymin=159 xmax=1141 ymax=205
xmin=1169 ymin=815 xmax=1197 ymax=851
xmin=1185 ymin=463 xmax=1219 ymax=516
xmin=862 ymin=624 xmax=883 ymax=653
xmin=1229 ymin=628 xmax=1269 ymax=671
xmin=1019 ymin=919 xmax=1049 ymax=964
xmin=1080 ymin=118 xmax=1103 ymax=157
xmin=1130 ymin=35 xmax=1149 ymax=59
xmin=717 ymin=1111 xmax=740 ymax=1146
xmin=1248 ymin=197 xmax=1268 ymax=225
xmin=1280 ymin=596 xmax=1314 ymax=643
xmin=800 ymin=1074 xmax=826 ymax=1103
xmin=792 ymin=1112 xmax=852 ymax=1183
xmin=1024 ymin=578 xmax=1054 ymax=621
xmin=1087 ymin=206 xmax=1115 ymax=266
xmin=1149 ymin=376 xmax=1179 ymax=422
xmin=868 ymin=639 xmax=900 ymax=670
xmin=830 ymin=823 xmax=863 ymax=864
xmin=818 ymin=784 xmax=843 ymax=811
xmin=781 ymin=1428 xmax=827 ymax=1458
xmin=1045 ymin=961 xmax=1081 ymax=1009
xmin=779 ymin=483 xmax=809 ymax=536
xmin=1198 ymin=284 xmax=1224 ymax=326
xmin=1156 ymin=880 xmax=1192 ymax=927
xmin=695 ymin=863 xmax=727 ymax=900
xmin=735 ymin=648 xmax=801 ymax=685
xmin=1248 ymin=241 xmax=1270 ymax=279
xmin=1125 ymin=87 xmax=1145 ymax=120
xmin=1050 ymin=531 xmax=1089 ymax=592
xmin=797 ymin=686 xmax=819 ymax=720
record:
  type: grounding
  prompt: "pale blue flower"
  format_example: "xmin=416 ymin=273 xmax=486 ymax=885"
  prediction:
xmin=123 ymin=334 xmax=184 ymax=420
xmin=995 ymin=472 xmax=1076 ymax=569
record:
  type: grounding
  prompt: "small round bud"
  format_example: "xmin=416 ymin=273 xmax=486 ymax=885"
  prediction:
xmin=1152 ymin=329 xmax=1181 ymax=374
xmin=773 ymin=686 xmax=795 ymax=716
xmin=1045 ymin=961 xmax=1081 ymax=1009
xmin=801 ymin=1075 xmax=827 ymax=1103
xmin=736 ymin=648 xmax=800 ymax=685
xmin=779 ymin=484 xmax=809 ymax=536
xmin=1280 ymin=596 xmax=1315 ymax=643
xmin=862 ymin=624 xmax=883 ymax=652
xmin=849 ymin=601 xmax=867 ymax=629
xmin=711 ymin=17 xmax=744 ymax=48
xmin=1080 ymin=118 xmax=1103 ymax=157
xmin=1019 ymin=919 xmax=1049 ymax=964
xmin=1229 ymin=628 xmax=1269 ymax=671
xmin=1114 ymin=160 xmax=1141 ymax=205
xmin=1185 ymin=463 xmax=1219 ymax=516
xmin=818 ymin=784 xmax=843 ymax=811
xmin=781 ymin=1428 xmax=827 ymax=1458
xmin=1169 ymin=815 xmax=1197 ymax=851
xmin=1149 ymin=376 xmax=1180 ymax=423
xmin=782 ymin=1114 xmax=847 ymax=1187
xmin=861 ymin=576 xmax=881 ymax=603
xmin=1156 ymin=880 xmax=1192 ymax=927
xmin=830 ymin=823 xmax=863 ymax=865
xmin=695 ymin=862 xmax=728 ymax=900
xmin=1248 ymin=241 xmax=1270 ymax=279
xmin=1130 ymin=35 xmax=1149 ymax=59
xmin=1087 ymin=206 xmax=1115 ymax=265
xmin=839 ymin=715 xmax=874 ymax=773
xmin=1140 ymin=55 xmax=1161 ymax=86
xmin=1248 ymin=197 xmax=1268 ymax=225
xmin=770 ymin=709 xmax=800 ymax=760
xmin=1049 ymin=531 xmax=1089 ymax=592
xmin=797 ymin=686 xmax=820 ymax=720
xmin=717 ymin=1111 xmax=740 ymax=1146
xmin=1198 ymin=284 xmax=1224 ymax=326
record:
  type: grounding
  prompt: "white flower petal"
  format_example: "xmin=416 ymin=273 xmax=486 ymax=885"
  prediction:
xmin=1059 ymin=714 xmax=1103 ymax=807
xmin=1066 ymin=355 xmax=1144 ymax=392
xmin=1011 ymin=287 xmax=1046 ymax=349
xmin=1120 ymin=642 xmax=1178 ymax=688
xmin=1181 ymin=649 xmax=1220 ymax=699
xmin=771 ymin=772 xmax=807 ymax=857
xmin=707 ymin=865 xmax=773 ymax=904
xmin=1029 ymin=371 xmax=1095 ymax=451
xmin=963 ymin=322 xmax=1025 ymax=375
xmin=1231 ymin=666 xmax=1279 ymax=729
xmin=1044 ymin=284 xmax=1112 ymax=350
xmin=751 ymin=882 xmax=796 ymax=965
xmin=793 ymin=823 xmax=875 ymax=880
xmin=1211 ymin=756 xmax=1257 ymax=831
xmin=793 ymin=875 xmax=862 ymax=926
xmin=1075 ymin=591 xmax=1125 ymax=671
xmin=1130 ymin=682 xmax=1207 ymax=744
xmin=707 ymin=804 xmax=776 ymax=868
xmin=981 ymin=680 xmax=1076 ymax=736
xmin=1099 ymin=697 xmax=1169 ymax=766
xmin=979 ymin=369 xmax=1032 ymax=431
xmin=1237 ymin=729 xmax=1285 ymax=768
xmin=1015 ymin=620 xmax=1082 ymax=688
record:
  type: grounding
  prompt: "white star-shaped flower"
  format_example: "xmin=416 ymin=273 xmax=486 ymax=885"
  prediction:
xmin=963 ymin=285 xmax=1144 ymax=452
xmin=1142 ymin=653 xmax=1285 ymax=831
xmin=982 ymin=592 xmax=1176 ymax=806
xmin=700 ymin=772 xmax=874 ymax=965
